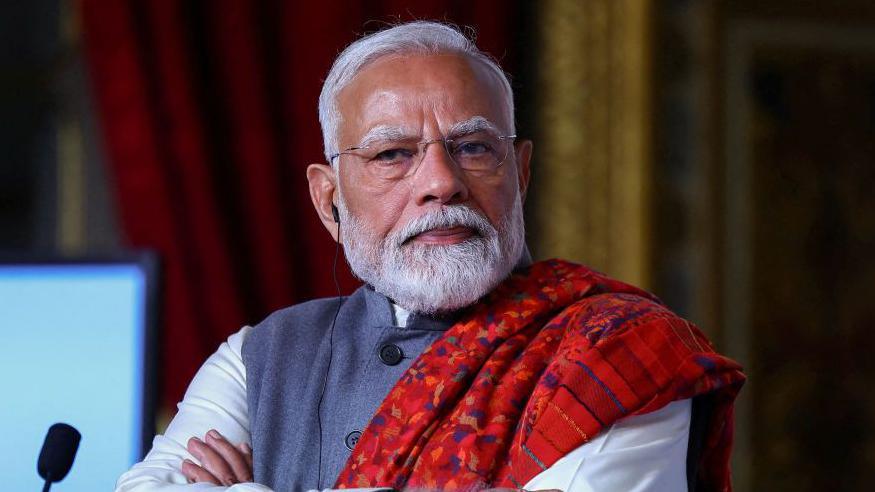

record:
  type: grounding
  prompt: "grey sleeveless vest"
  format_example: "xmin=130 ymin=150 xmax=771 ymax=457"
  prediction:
xmin=242 ymin=285 xmax=457 ymax=492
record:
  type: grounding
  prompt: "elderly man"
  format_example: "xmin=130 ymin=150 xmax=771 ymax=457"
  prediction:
xmin=116 ymin=22 xmax=744 ymax=492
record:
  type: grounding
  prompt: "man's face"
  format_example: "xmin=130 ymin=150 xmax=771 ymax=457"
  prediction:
xmin=308 ymin=53 xmax=532 ymax=313
xmin=334 ymin=53 xmax=526 ymax=242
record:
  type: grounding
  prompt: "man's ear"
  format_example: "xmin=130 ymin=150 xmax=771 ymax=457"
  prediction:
xmin=306 ymin=163 xmax=340 ymax=243
xmin=514 ymin=139 xmax=533 ymax=203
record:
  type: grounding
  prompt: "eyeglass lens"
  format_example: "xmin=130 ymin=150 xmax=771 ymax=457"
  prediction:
xmin=352 ymin=132 xmax=511 ymax=180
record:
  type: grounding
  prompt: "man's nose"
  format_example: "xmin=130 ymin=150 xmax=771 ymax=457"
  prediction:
xmin=411 ymin=142 xmax=469 ymax=206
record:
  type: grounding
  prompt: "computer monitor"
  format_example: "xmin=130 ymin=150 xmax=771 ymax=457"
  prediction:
xmin=0 ymin=255 xmax=158 ymax=491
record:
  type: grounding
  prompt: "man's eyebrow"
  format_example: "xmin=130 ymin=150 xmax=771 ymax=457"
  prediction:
xmin=354 ymin=117 xmax=502 ymax=149
xmin=447 ymin=116 xmax=501 ymax=137
xmin=356 ymin=126 xmax=416 ymax=148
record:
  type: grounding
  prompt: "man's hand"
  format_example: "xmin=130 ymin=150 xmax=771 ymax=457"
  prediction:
xmin=179 ymin=431 xmax=561 ymax=492
xmin=182 ymin=429 xmax=254 ymax=485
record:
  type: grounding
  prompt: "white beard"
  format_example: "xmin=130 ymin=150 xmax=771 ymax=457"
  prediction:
xmin=337 ymin=192 xmax=526 ymax=315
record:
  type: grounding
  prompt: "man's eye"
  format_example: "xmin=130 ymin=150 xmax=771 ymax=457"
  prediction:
xmin=372 ymin=148 xmax=414 ymax=163
xmin=454 ymin=140 xmax=494 ymax=156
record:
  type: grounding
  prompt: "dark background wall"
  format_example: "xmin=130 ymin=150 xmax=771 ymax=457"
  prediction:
xmin=1 ymin=1 xmax=60 ymax=250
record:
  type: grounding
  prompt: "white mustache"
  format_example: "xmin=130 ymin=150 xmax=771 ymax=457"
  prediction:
xmin=393 ymin=206 xmax=494 ymax=246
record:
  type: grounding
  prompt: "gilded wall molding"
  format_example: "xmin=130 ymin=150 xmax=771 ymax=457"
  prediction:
xmin=531 ymin=0 xmax=652 ymax=287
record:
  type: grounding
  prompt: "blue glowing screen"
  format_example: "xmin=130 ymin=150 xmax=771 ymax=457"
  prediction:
xmin=0 ymin=263 xmax=149 ymax=491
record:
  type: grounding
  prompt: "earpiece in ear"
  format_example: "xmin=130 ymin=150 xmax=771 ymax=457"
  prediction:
xmin=331 ymin=204 xmax=340 ymax=224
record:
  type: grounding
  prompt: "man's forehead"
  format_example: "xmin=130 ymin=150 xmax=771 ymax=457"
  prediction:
xmin=336 ymin=53 xmax=510 ymax=140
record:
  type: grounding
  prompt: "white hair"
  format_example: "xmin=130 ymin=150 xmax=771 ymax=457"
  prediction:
xmin=318 ymin=21 xmax=515 ymax=163
xmin=337 ymin=188 xmax=526 ymax=314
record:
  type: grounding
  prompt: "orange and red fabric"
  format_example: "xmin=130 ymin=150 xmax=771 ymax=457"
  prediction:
xmin=335 ymin=259 xmax=745 ymax=491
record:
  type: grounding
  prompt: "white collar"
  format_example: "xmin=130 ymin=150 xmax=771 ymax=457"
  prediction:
xmin=390 ymin=302 xmax=411 ymax=327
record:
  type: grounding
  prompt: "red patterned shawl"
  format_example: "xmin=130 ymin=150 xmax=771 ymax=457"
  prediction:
xmin=335 ymin=259 xmax=745 ymax=491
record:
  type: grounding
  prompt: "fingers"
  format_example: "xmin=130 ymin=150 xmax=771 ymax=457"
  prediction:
xmin=187 ymin=436 xmax=236 ymax=485
xmin=185 ymin=430 xmax=253 ymax=485
xmin=236 ymin=441 xmax=254 ymax=470
xmin=181 ymin=458 xmax=220 ymax=485
xmin=205 ymin=430 xmax=254 ymax=483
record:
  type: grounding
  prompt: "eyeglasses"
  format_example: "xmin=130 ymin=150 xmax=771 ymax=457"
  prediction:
xmin=329 ymin=131 xmax=516 ymax=181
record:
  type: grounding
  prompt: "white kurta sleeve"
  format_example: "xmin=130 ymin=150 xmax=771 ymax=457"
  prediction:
xmin=521 ymin=398 xmax=692 ymax=492
xmin=114 ymin=327 xmax=393 ymax=492
xmin=114 ymin=326 xmax=271 ymax=492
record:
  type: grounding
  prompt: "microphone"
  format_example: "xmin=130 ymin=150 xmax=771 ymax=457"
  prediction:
xmin=37 ymin=423 xmax=81 ymax=492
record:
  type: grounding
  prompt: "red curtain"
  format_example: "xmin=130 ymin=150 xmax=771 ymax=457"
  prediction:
xmin=78 ymin=0 xmax=522 ymax=412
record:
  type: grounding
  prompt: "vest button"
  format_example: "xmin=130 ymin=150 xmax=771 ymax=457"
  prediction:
xmin=345 ymin=430 xmax=362 ymax=450
xmin=378 ymin=343 xmax=403 ymax=366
